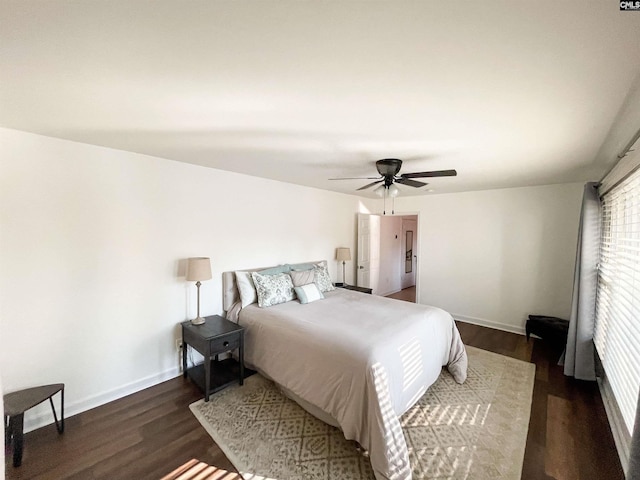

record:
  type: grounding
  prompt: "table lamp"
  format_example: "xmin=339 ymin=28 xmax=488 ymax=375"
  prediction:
xmin=186 ymin=257 xmax=212 ymax=325
xmin=336 ymin=247 xmax=351 ymax=286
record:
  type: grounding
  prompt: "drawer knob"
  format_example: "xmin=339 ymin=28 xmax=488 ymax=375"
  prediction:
xmin=223 ymin=341 xmax=229 ymax=347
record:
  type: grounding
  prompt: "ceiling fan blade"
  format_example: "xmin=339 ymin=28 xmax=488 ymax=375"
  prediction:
xmin=396 ymin=178 xmax=427 ymax=188
xmin=329 ymin=176 xmax=381 ymax=180
xmin=401 ymin=169 xmax=457 ymax=178
xmin=357 ymin=179 xmax=384 ymax=191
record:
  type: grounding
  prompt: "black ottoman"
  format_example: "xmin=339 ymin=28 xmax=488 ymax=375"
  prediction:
xmin=526 ymin=315 xmax=569 ymax=348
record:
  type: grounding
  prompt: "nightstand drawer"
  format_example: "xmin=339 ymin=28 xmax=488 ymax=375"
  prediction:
xmin=209 ymin=334 xmax=240 ymax=354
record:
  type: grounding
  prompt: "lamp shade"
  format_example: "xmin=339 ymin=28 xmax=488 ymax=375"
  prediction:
xmin=186 ymin=257 xmax=212 ymax=281
xmin=336 ymin=248 xmax=351 ymax=262
xmin=388 ymin=184 xmax=399 ymax=197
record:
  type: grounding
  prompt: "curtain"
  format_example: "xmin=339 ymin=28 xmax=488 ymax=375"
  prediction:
xmin=563 ymin=182 xmax=600 ymax=380
xmin=629 ymin=389 xmax=640 ymax=479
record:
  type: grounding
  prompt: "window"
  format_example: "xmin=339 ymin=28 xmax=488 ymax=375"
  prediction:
xmin=594 ymin=167 xmax=640 ymax=435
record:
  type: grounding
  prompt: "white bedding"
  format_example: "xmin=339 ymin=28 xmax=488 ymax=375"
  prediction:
xmin=236 ymin=288 xmax=468 ymax=480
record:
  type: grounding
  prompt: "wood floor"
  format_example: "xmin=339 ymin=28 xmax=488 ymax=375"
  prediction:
xmin=5 ymin=323 xmax=623 ymax=480
xmin=385 ymin=286 xmax=416 ymax=302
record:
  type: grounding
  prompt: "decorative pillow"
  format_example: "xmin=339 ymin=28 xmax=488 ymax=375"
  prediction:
xmin=235 ymin=271 xmax=257 ymax=308
xmin=288 ymin=262 xmax=315 ymax=272
xmin=290 ymin=269 xmax=315 ymax=287
xmin=225 ymin=301 xmax=242 ymax=323
xmin=313 ymin=263 xmax=336 ymax=293
xmin=258 ymin=265 xmax=291 ymax=275
xmin=294 ymin=283 xmax=324 ymax=304
xmin=251 ymin=272 xmax=295 ymax=308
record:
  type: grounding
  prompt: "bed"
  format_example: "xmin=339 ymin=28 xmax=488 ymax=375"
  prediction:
xmin=222 ymin=263 xmax=468 ymax=480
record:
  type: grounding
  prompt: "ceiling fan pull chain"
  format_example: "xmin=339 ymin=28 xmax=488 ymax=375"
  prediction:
xmin=383 ymin=188 xmax=387 ymax=215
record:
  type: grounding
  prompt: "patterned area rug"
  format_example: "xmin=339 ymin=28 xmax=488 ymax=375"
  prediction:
xmin=160 ymin=458 xmax=242 ymax=480
xmin=190 ymin=346 xmax=535 ymax=480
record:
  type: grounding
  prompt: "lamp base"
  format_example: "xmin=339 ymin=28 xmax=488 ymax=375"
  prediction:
xmin=191 ymin=316 xmax=206 ymax=325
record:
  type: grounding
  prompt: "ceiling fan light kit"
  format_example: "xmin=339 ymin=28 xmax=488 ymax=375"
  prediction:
xmin=374 ymin=184 xmax=399 ymax=197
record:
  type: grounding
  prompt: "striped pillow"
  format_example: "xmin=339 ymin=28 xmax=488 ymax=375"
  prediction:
xmin=290 ymin=269 xmax=315 ymax=287
xmin=294 ymin=283 xmax=324 ymax=304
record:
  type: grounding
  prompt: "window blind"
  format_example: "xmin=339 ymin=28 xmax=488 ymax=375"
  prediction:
xmin=595 ymin=168 xmax=640 ymax=435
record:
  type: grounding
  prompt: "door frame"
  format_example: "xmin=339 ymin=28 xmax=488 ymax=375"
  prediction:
xmin=356 ymin=210 xmax=420 ymax=303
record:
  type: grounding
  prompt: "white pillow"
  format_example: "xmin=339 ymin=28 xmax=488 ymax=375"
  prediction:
xmin=251 ymin=272 xmax=296 ymax=308
xmin=294 ymin=283 xmax=324 ymax=304
xmin=235 ymin=271 xmax=257 ymax=308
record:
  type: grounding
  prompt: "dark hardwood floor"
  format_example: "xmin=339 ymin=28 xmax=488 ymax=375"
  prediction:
xmin=385 ymin=286 xmax=416 ymax=303
xmin=456 ymin=322 xmax=623 ymax=480
xmin=5 ymin=323 xmax=623 ymax=479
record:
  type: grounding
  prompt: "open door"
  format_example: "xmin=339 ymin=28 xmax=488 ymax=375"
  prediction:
xmin=357 ymin=213 xmax=381 ymax=293
xmin=401 ymin=218 xmax=417 ymax=289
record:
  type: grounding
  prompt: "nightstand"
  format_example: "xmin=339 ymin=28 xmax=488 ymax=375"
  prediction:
xmin=337 ymin=284 xmax=373 ymax=294
xmin=181 ymin=315 xmax=244 ymax=401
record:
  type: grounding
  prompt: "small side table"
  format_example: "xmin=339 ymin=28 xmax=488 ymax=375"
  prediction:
xmin=182 ymin=315 xmax=244 ymax=401
xmin=4 ymin=383 xmax=64 ymax=467
xmin=338 ymin=284 xmax=373 ymax=295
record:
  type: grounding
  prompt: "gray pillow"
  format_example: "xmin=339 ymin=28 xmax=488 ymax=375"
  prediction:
xmin=290 ymin=269 xmax=315 ymax=287
xmin=288 ymin=262 xmax=315 ymax=271
xmin=258 ymin=265 xmax=291 ymax=275
xmin=251 ymin=272 xmax=295 ymax=307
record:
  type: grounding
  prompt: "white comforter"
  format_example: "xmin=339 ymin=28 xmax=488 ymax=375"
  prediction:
xmin=237 ymin=288 xmax=468 ymax=480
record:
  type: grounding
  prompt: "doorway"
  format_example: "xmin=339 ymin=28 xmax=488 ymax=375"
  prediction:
xmin=356 ymin=213 xmax=418 ymax=302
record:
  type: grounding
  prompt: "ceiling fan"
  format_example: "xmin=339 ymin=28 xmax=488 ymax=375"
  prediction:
xmin=329 ymin=158 xmax=457 ymax=191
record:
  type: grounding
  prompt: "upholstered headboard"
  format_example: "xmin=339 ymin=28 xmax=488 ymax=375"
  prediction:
xmin=222 ymin=260 xmax=325 ymax=312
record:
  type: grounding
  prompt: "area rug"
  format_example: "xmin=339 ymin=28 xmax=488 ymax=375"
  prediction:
xmin=189 ymin=346 xmax=535 ymax=480
xmin=160 ymin=458 xmax=242 ymax=480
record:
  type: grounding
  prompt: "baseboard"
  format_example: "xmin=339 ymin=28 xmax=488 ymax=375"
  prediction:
xmin=22 ymin=315 xmax=522 ymax=434
xmin=453 ymin=313 xmax=526 ymax=336
xmin=380 ymin=288 xmax=402 ymax=297
xmin=598 ymin=376 xmax=631 ymax=475
xmin=23 ymin=366 xmax=182 ymax=433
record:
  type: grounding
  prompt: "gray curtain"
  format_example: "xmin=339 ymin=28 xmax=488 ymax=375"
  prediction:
xmin=563 ymin=182 xmax=600 ymax=381
xmin=629 ymin=389 xmax=640 ymax=479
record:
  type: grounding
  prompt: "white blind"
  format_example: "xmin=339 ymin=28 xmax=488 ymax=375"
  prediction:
xmin=595 ymin=168 xmax=640 ymax=435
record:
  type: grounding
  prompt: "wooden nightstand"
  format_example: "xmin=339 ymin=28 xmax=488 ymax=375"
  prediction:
xmin=181 ymin=315 xmax=244 ymax=401
xmin=337 ymin=284 xmax=373 ymax=294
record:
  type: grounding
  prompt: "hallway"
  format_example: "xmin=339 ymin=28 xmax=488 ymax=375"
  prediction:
xmin=385 ymin=286 xmax=416 ymax=303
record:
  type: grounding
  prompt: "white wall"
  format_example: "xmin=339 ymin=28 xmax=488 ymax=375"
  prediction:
xmin=0 ymin=128 xmax=359 ymax=431
xmin=362 ymin=183 xmax=583 ymax=334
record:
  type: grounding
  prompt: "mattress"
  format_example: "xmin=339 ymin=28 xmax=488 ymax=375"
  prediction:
xmin=237 ymin=288 xmax=468 ymax=480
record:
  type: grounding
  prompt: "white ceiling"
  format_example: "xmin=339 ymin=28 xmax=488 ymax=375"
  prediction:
xmin=2 ymin=1 xmax=640 ymax=197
